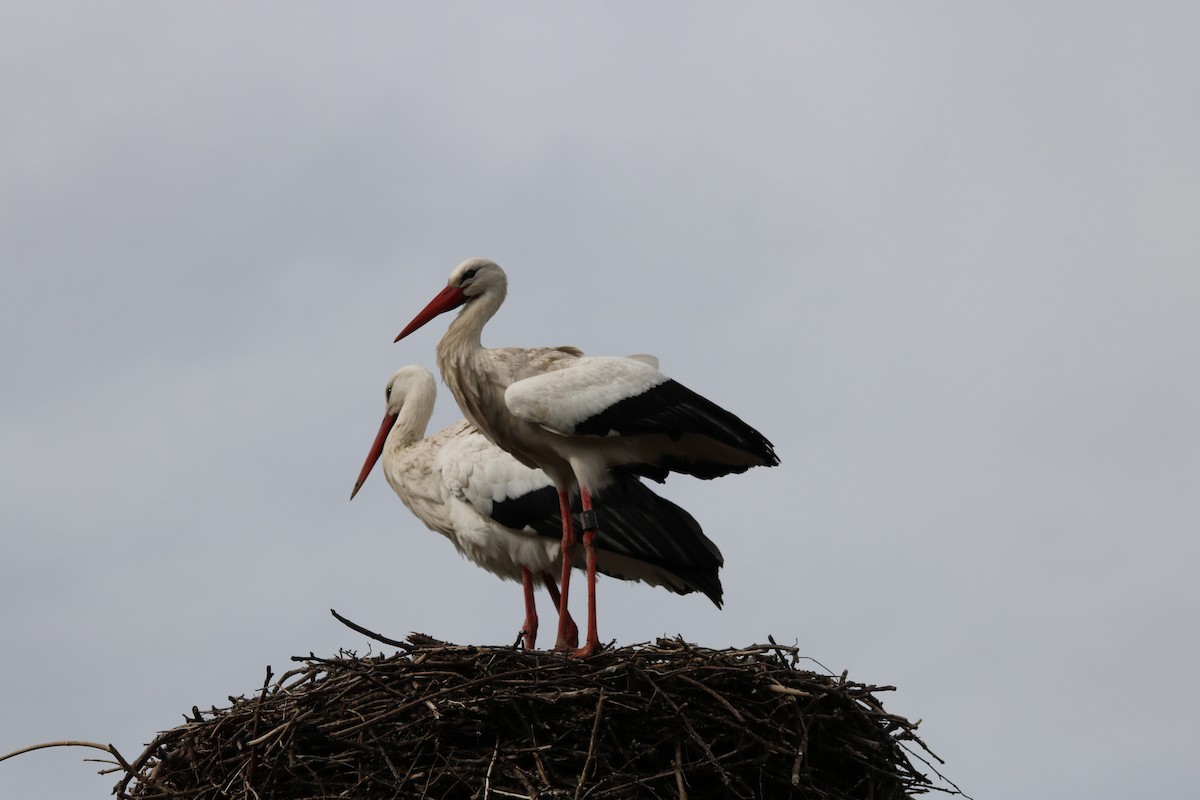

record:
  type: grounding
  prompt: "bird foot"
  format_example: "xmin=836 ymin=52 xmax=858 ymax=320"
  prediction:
xmin=569 ymin=638 xmax=602 ymax=659
xmin=552 ymin=619 xmax=579 ymax=650
xmin=553 ymin=633 xmax=581 ymax=652
xmin=563 ymin=620 xmax=579 ymax=649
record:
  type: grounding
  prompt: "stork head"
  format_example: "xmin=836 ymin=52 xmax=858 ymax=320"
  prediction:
xmin=383 ymin=365 xmax=437 ymax=416
xmin=451 ymin=257 xmax=506 ymax=301
xmin=395 ymin=258 xmax=507 ymax=342
xmin=351 ymin=365 xmax=438 ymax=500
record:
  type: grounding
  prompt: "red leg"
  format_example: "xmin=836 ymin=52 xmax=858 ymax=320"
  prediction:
xmin=554 ymin=488 xmax=577 ymax=650
xmin=573 ymin=487 xmax=601 ymax=658
xmin=520 ymin=566 xmax=538 ymax=649
xmin=541 ymin=571 xmax=578 ymax=648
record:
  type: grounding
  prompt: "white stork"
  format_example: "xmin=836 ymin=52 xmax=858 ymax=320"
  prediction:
xmin=351 ymin=365 xmax=725 ymax=649
xmin=393 ymin=259 xmax=779 ymax=656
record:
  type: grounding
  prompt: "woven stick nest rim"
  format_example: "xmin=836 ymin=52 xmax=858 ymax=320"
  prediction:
xmin=104 ymin=624 xmax=962 ymax=800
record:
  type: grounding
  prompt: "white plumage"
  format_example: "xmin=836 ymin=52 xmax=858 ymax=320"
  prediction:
xmin=352 ymin=365 xmax=725 ymax=649
xmin=393 ymin=259 xmax=778 ymax=656
xmin=505 ymin=356 xmax=667 ymax=436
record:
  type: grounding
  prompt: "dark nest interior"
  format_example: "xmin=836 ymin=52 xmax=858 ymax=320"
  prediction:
xmin=111 ymin=632 xmax=961 ymax=800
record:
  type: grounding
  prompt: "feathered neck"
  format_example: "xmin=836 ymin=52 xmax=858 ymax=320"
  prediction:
xmin=387 ymin=379 xmax=436 ymax=451
xmin=435 ymin=279 xmax=506 ymax=369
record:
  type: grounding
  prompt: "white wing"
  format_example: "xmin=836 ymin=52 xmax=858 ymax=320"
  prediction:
xmin=504 ymin=356 xmax=667 ymax=436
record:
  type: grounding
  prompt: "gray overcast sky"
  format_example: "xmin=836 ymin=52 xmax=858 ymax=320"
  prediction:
xmin=2 ymin=3 xmax=1197 ymax=798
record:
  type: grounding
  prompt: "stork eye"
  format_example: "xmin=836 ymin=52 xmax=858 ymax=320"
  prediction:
xmin=461 ymin=268 xmax=478 ymax=283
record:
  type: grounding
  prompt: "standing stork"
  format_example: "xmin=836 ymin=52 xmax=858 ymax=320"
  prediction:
xmin=351 ymin=365 xmax=724 ymax=649
xmin=393 ymin=259 xmax=779 ymax=656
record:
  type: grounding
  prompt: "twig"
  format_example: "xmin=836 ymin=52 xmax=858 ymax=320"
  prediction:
xmin=484 ymin=734 xmax=499 ymax=798
xmin=0 ymin=740 xmax=121 ymax=764
xmin=244 ymin=664 xmax=274 ymax=786
xmin=330 ymin=608 xmax=413 ymax=648
xmin=674 ymin=738 xmax=688 ymax=800
xmin=675 ymin=673 xmax=745 ymax=723
xmin=573 ymin=688 xmax=606 ymax=800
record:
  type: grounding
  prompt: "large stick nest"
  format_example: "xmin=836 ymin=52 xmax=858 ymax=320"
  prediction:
xmin=115 ymin=633 xmax=959 ymax=799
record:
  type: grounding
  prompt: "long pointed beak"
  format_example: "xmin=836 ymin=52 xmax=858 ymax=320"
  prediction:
xmin=351 ymin=412 xmax=399 ymax=500
xmin=395 ymin=284 xmax=466 ymax=342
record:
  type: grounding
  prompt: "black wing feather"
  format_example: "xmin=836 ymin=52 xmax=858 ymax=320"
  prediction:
xmin=573 ymin=378 xmax=779 ymax=469
xmin=484 ymin=475 xmax=724 ymax=607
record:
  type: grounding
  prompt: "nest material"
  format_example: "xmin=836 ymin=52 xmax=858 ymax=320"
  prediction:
xmin=116 ymin=634 xmax=957 ymax=800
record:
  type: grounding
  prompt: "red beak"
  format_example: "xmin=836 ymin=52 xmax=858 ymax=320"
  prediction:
xmin=350 ymin=412 xmax=399 ymax=500
xmin=395 ymin=284 xmax=467 ymax=342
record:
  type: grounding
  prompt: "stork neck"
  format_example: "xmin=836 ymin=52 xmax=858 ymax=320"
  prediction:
xmin=436 ymin=288 xmax=502 ymax=368
xmin=387 ymin=383 xmax=436 ymax=451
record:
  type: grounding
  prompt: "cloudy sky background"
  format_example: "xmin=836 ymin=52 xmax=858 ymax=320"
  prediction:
xmin=3 ymin=3 xmax=1198 ymax=797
